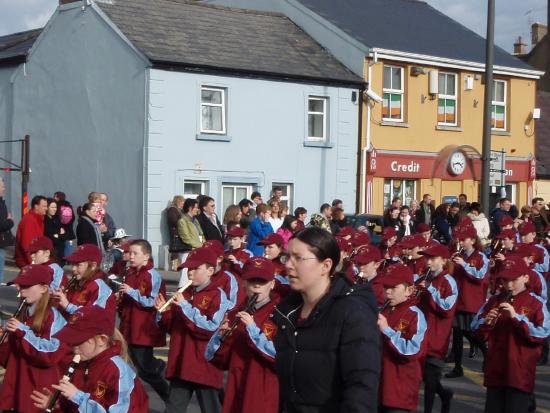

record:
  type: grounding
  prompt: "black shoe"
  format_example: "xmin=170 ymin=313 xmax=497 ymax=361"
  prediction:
xmin=537 ymin=357 xmax=548 ymax=366
xmin=469 ymin=347 xmax=477 ymax=358
xmin=440 ymin=388 xmax=453 ymax=413
xmin=444 ymin=366 xmax=463 ymax=378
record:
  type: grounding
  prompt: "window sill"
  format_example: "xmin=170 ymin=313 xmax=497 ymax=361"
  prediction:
xmin=436 ymin=125 xmax=463 ymax=132
xmin=491 ymin=130 xmax=511 ymax=136
xmin=303 ymin=140 xmax=333 ymax=148
xmin=196 ymin=133 xmax=231 ymax=142
xmin=380 ymin=121 xmax=410 ymax=128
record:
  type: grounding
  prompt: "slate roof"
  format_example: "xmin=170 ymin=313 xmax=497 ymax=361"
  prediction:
xmin=0 ymin=29 xmax=42 ymax=65
xmin=536 ymin=91 xmax=550 ymax=178
xmin=98 ymin=0 xmax=363 ymax=85
xmin=295 ymin=0 xmax=534 ymax=71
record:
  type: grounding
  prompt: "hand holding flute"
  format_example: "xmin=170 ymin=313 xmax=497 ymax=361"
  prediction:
xmin=155 ymin=280 xmax=193 ymax=313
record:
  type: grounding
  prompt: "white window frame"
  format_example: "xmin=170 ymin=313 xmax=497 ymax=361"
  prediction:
xmin=307 ymin=96 xmax=328 ymax=141
xmin=382 ymin=65 xmax=404 ymax=122
xmin=437 ymin=72 xmax=458 ymax=126
xmin=200 ymin=86 xmax=227 ymax=134
xmin=383 ymin=179 xmax=417 ymax=210
xmin=183 ymin=180 xmax=207 ymax=199
xmin=221 ymin=184 xmax=253 ymax=212
xmin=491 ymin=80 xmax=507 ymax=131
xmin=272 ymin=183 xmax=293 ymax=211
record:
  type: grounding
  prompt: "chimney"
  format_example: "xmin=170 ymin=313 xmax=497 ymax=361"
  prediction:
xmin=513 ymin=36 xmax=528 ymax=55
xmin=531 ymin=22 xmax=548 ymax=47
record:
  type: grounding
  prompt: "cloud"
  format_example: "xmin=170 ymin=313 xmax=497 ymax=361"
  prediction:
xmin=0 ymin=0 xmax=58 ymax=36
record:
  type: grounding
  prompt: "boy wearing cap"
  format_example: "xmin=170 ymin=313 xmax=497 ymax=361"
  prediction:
xmin=155 ymin=247 xmax=228 ymax=413
xmin=0 ymin=265 xmax=71 ymax=413
xmin=31 ymin=306 xmax=148 ymax=412
xmin=399 ymin=234 xmax=428 ymax=277
xmin=489 ymin=229 xmax=518 ymax=294
xmin=206 ymin=257 xmax=279 ymax=413
xmin=379 ymin=228 xmax=401 ymax=269
xmin=27 ymin=235 xmax=68 ymax=290
xmin=118 ymin=239 xmax=170 ymax=401
xmin=377 ymin=264 xmax=427 ymax=413
xmin=446 ymin=227 xmax=489 ymax=378
xmin=351 ymin=246 xmax=384 ymax=305
xmin=518 ymin=221 xmax=549 ymax=275
xmin=471 ymin=256 xmax=550 ymax=413
xmin=417 ymin=244 xmax=458 ymax=413
xmin=514 ymin=244 xmax=547 ymax=301
xmin=202 ymin=240 xmax=239 ymax=311
xmin=260 ymin=234 xmax=291 ymax=300
xmin=224 ymin=226 xmax=253 ymax=277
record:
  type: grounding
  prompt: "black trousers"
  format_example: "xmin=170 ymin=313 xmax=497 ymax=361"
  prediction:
xmin=128 ymin=344 xmax=170 ymax=400
xmin=379 ymin=407 xmax=410 ymax=413
xmin=423 ymin=358 xmax=447 ymax=413
xmin=164 ymin=378 xmax=221 ymax=413
xmin=451 ymin=326 xmax=487 ymax=366
xmin=485 ymin=386 xmax=531 ymax=413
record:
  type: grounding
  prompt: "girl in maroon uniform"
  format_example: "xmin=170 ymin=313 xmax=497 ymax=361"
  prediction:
xmin=206 ymin=257 xmax=279 ymax=413
xmin=27 ymin=236 xmax=68 ymax=290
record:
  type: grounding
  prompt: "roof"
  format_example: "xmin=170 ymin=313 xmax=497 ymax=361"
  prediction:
xmin=0 ymin=28 xmax=42 ymax=65
xmin=536 ymin=91 xmax=550 ymax=178
xmin=295 ymin=0 xmax=534 ymax=71
xmin=97 ymin=0 xmax=363 ymax=85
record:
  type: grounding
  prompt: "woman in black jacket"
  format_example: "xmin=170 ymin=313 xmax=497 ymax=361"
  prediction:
xmin=76 ymin=202 xmax=103 ymax=250
xmin=43 ymin=198 xmax=66 ymax=261
xmin=273 ymin=227 xmax=380 ymax=413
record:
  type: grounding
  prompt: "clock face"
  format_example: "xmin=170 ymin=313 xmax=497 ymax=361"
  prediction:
xmin=449 ymin=151 xmax=466 ymax=175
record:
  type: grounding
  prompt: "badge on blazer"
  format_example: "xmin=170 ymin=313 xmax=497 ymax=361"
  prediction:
xmin=520 ymin=306 xmax=531 ymax=316
xmin=396 ymin=319 xmax=410 ymax=333
xmin=198 ymin=296 xmax=212 ymax=310
xmin=262 ymin=321 xmax=277 ymax=340
xmin=94 ymin=380 xmax=108 ymax=399
xmin=139 ymin=280 xmax=148 ymax=295
xmin=76 ymin=292 xmax=89 ymax=304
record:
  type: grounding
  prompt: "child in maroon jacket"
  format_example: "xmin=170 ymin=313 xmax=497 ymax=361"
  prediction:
xmin=472 ymin=256 xmax=550 ymax=413
xmin=206 ymin=257 xmax=279 ymax=413
xmin=31 ymin=305 xmax=149 ymax=412
xmin=27 ymin=236 xmax=68 ymax=290
xmin=0 ymin=265 xmax=70 ymax=413
xmin=351 ymin=245 xmax=385 ymax=306
xmin=260 ymin=233 xmax=290 ymax=299
xmin=223 ymin=226 xmax=253 ymax=277
xmin=417 ymin=243 xmax=458 ymax=413
xmin=118 ymin=239 xmax=170 ymax=401
xmin=377 ymin=264 xmax=427 ymax=412
xmin=155 ymin=247 xmax=229 ymax=413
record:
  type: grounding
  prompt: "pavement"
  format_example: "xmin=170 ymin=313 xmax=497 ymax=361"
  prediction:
xmin=1 ymin=256 xmax=549 ymax=412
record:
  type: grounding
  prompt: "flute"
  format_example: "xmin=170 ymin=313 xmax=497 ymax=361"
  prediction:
xmin=157 ymin=280 xmax=193 ymax=313
xmin=0 ymin=299 xmax=28 ymax=345
xmin=44 ymin=354 xmax=81 ymax=412
xmin=379 ymin=299 xmax=391 ymax=312
xmin=220 ymin=293 xmax=259 ymax=341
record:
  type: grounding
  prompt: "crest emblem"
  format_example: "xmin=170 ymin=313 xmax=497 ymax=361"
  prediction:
xmin=520 ymin=306 xmax=530 ymax=317
xmin=198 ymin=295 xmax=212 ymax=310
xmin=77 ymin=292 xmax=89 ymax=304
xmin=139 ymin=280 xmax=148 ymax=295
xmin=262 ymin=321 xmax=277 ymax=340
xmin=396 ymin=318 xmax=410 ymax=333
xmin=94 ymin=381 xmax=108 ymax=399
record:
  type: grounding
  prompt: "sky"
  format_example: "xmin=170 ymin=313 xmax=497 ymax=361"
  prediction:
xmin=0 ymin=0 xmax=547 ymax=53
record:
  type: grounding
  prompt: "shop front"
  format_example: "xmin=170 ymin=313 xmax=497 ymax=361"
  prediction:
xmin=366 ymin=148 xmax=535 ymax=214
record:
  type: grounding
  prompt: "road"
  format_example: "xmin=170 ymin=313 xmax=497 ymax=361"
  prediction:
xmin=0 ymin=264 xmax=549 ymax=412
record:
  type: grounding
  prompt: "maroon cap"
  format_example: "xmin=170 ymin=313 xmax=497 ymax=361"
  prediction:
xmin=497 ymin=228 xmax=517 ymax=240
xmin=8 ymin=264 xmax=54 ymax=288
xmin=350 ymin=230 xmax=370 ymax=247
xmin=419 ymin=243 xmax=450 ymax=259
xmin=64 ymin=244 xmax=102 ymax=264
xmin=518 ymin=221 xmax=536 ymax=236
xmin=498 ymin=215 xmax=514 ymax=227
xmin=381 ymin=227 xmax=397 ymax=241
xmin=226 ymin=226 xmax=245 ymax=238
xmin=178 ymin=247 xmax=217 ymax=270
xmin=259 ymin=233 xmax=284 ymax=247
xmin=497 ymin=256 xmax=530 ymax=281
xmin=335 ymin=237 xmax=352 ymax=254
xmin=456 ymin=226 xmax=477 ymax=241
xmin=338 ymin=226 xmax=355 ymax=239
xmin=352 ymin=245 xmax=381 ymax=265
xmin=119 ymin=241 xmax=132 ymax=253
xmin=514 ymin=244 xmax=543 ymax=264
xmin=203 ymin=240 xmax=224 ymax=257
xmin=242 ymin=257 xmax=276 ymax=282
xmin=55 ymin=306 xmax=115 ymax=346
xmin=27 ymin=236 xmax=54 ymax=254
xmin=416 ymin=223 xmax=431 ymax=233
xmin=382 ymin=264 xmax=414 ymax=287
xmin=398 ymin=235 xmax=422 ymax=249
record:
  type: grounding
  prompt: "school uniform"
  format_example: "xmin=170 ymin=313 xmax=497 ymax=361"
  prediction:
xmin=222 ymin=247 xmax=253 ymax=277
xmin=211 ymin=268 xmax=239 ymax=310
xmin=119 ymin=261 xmax=169 ymax=400
xmin=64 ymin=271 xmax=116 ymax=316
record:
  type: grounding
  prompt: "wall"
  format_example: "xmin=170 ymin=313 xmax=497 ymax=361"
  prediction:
xmin=5 ymin=4 xmax=148 ymax=235
xmin=146 ymin=69 xmax=359 ymax=253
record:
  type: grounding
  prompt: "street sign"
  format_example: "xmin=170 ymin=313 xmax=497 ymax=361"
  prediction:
xmin=489 ymin=149 xmax=506 ymax=187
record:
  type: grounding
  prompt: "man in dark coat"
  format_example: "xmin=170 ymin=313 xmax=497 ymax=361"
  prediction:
xmin=197 ymin=196 xmax=224 ymax=242
xmin=415 ymin=194 xmax=436 ymax=226
xmin=0 ymin=177 xmax=14 ymax=281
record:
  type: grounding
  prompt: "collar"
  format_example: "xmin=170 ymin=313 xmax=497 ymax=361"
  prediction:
xmin=194 ymin=279 xmax=211 ymax=293
xmin=254 ymin=296 xmax=271 ymax=310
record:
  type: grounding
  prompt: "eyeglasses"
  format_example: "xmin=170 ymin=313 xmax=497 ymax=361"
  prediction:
xmin=279 ymin=253 xmax=318 ymax=265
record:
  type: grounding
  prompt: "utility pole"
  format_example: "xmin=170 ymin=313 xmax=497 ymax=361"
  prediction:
xmin=481 ymin=0 xmax=495 ymax=216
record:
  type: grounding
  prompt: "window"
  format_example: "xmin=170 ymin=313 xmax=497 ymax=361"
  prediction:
xmin=383 ymin=179 xmax=416 ymax=210
xmin=491 ymin=80 xmax=507 ymax=130
xmin=272 ymin=183 xmax=293 ymax=211
xmin=307 ymin=97 xmax=328 ymax=141
xmin=221 ymin=184 xmax=253 ymax=213
xmin=438 ymin=73 xmax=457 ymax=125
xmin=201 ymin=86 xmax=226 ymax=134
xmin=183 ymin=180 xmax=207 ymax=199
xmin=382 ymin=65 xmax=404 ymax=121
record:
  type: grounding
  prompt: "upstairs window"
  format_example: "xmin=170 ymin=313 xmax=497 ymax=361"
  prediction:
xmin=438 ymin=72 xmax=457 ymax=125
xmin=201 ymin=86 xmax=226 ymax=134
xmin=491 ymin=80 xmax=507 ymax=130
xmin=382 ymin=65 xmax=404 ymax=121
xmin=307 ymin=97 xmax=328 ymax=141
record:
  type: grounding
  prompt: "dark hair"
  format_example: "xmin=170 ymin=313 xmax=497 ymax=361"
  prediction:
xmin=46 ymin=198 xmax=57 ymax=208
xmin=199 ymin=196 xmax=214 ymax=210
xmin=434 ymin=203 xmax=450 ymax=217
xmin=450 ymin=202 xmax=460 ymax=209
xmin=54 ymin=191 xmax=66 ymax=202
xmin=331 ymin=199 xmax=343 ymax=207
xmin=281 ymin=215 xmax=297 ymax=231
xmin=532 ymin=197 xmax=544 ymax=205
xmin=470 ymin=202 xmax=482 ymax=213
xmin=130 ymin=239 xmax=152 ymax=256
xmin=499 ymin=198 xmax=511 ymax=204
xmin=400 ymin=205 xmax=410 ymax=212
xmin=294 ymin=207 xmax=307 ymax=216
xmin=331 ymin=207 xmax=344 ymax=219
xmin=80 ymin=202 xmax=95 ymax=213
xmin=272 ymin=186 xmax=283 ymax=193
xmin=183 ymin=198 xmax=198 ymax=214
xmin=459 ymin=193 xmax=467 ymax=199
xmin=291 ymin=227 xmax=340 ymax=274
xmin=31 ymin=195 xmax=47 ymax=208
xmin=320 ymin=203 xmax=331 ymax=213
xmin=251 ymin=191 xmax=262 ymax=200
xmin=392 ymin=196 xmax=401 ymax=203
xmin=238 ymin=198 xmax=253 ymax=209
xmin=256 ymin=203 xmax=268 ymax=214
xmin=389 ymin=206 xmax=399 ymax=213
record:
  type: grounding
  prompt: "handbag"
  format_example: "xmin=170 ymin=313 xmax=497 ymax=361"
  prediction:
xmin=169 ymin=234 xmax=191 ymax=253
xmin=0 ymin=230 xmax=15 ymax=248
